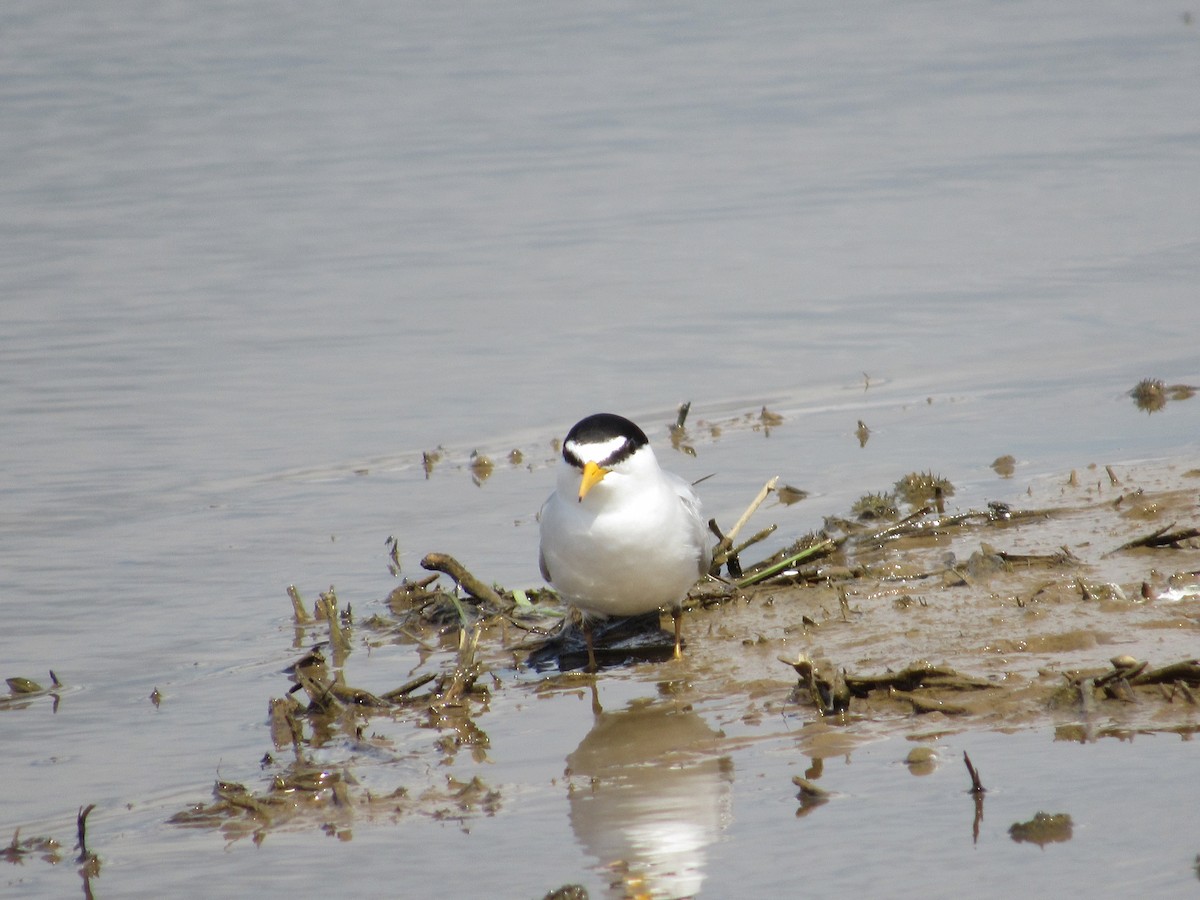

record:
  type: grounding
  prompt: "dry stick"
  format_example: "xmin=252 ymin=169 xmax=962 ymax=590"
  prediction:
xmin=287 ymin=585 xmax=313 ymax=623
xmin=316 ymin=594 xmax=352 ymax=653
xmin=295 ymin=667 xmax=341 ymax=711
xmin=421 ymin=553 xmax=506 ymax=607
xmin=76 ymin=803 xmax=97 ymax=862
xmin=710 ymin=522 xmax=778 ymax=578
xmin=1107 ymin=521 xmax=1200 ymax=555
xmin=380 ymin=672 xmax=437 ymax=703
xmin=1129 ymin=659 xmax=1200 ymax=686
xmin=440 ymin=626 xmax=484 ymax=705
xmin=963 ymin=752 xmax=986 ymax=794
xmin=730 ymin=524 xmax=778 ymax=558
xmin=863 ymin=505 xmax=935 ymax=543
xmin=709 ymin=477 xmax=782 ymax=574
xmin=1111 ymin=522 xmax=1176 ymax=554
xmin=725 ymin=476 xmax=780 ymax=545
xmin=708 ymin=519 xmax=740 ymax=578
xmin=675 ymin=401 xmax=691 ymax=429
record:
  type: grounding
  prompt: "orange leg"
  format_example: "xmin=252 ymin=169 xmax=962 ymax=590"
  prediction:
xmin=671 ymin=607 xmax=684 ymax=659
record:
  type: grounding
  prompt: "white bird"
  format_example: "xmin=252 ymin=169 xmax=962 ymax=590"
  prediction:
xmin=539 ymin=413 xmax=711 ymax=670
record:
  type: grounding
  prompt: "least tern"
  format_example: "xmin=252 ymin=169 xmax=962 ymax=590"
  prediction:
xmin=538 ymin=413 xmax=711 ymax=670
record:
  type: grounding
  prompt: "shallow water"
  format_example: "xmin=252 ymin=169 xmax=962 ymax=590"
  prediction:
xmin=3 ymin=1 xmax=1199 ymax=896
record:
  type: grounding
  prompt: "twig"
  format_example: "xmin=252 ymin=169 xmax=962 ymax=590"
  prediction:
xmin=75 ymin=804 xmax=97 ymax=863
xmin=420 ymin=553 xmax=505 ymax=607
xmin=709 ymin=477 xmax=782 ymax=575
xmin=730 ymin=524 xmax=778 ymax=559
xmin=963 ymin=752 xmax=986 ymax=794
xmin=861 ymin=506 xmax=934 ymax=543
xmin=1107 ymin=522 xmax=1200 ymax=555
xmin=316 ymin=592 xmax=352 ymax=654
xmin=287 ymin=585 xmax=313 ymax=624
xmin=380 ymin=673 xmax=437 ymax=703
xmin=721 ymin=476 xmax=779 ymax=553
xmin=294 ymin=667 xmax=341 ymax=711
xmin=711 ymin=521 xmax=778 ymax=577
xmin=707 ymin=519 xmax=740 ymax=578
xmin=438 ymin=626 xmax=484 ymax=705
xmin=675 ymin=401 xmax=691 ymax=429
xmin=1129 ymin=659 xmax=1200 ymax=686
xmin=967 ymin=757 xmax=985 ymax=845
xmin=736 ymin=538 xmax=836 ymax=588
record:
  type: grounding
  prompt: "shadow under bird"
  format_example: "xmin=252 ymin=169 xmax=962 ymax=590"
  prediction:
xmin=538 ymin=413 xmax=711 ymax=671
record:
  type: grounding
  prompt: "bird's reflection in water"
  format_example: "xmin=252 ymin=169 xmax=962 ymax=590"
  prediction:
xmin=566 ymin=696 xmax=732 ymax=899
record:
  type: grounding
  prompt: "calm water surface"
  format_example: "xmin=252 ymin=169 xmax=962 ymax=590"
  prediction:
xmin=3 ymin=1 xmax=1198 ymax=896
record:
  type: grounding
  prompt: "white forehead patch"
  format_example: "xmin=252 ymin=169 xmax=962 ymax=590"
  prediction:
xmin=564 ymin=435 xmax=629 ymax=466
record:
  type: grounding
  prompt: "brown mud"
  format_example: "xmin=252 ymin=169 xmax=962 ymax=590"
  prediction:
xmin=161 ymin=457 xmax=1199 ymax=840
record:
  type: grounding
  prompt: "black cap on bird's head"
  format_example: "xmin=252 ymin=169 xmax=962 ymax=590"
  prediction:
xmin=563 ymin=413 xmax=647 ymax=452
xmin=561 ymin=413 xmax=651 ymax=501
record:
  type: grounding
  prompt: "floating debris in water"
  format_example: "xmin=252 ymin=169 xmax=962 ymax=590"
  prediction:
xmin=852 ymin=491 xmax=898 ymax=521
xmin=1129 ymin=378 xmax=1197 ymax=412
xmin=469 ymin=451 xmax=494 ymax=485
xmin=904 ymin=746 xmax=937 ymax=772
xmin=1 ymin=829 xmax=62 ymax=865
xmin=1009 ymin=812 xmax=1073 ymax=846
xmin=542 ymin=885 xmax=589 ymax=900
xmin=778 ymin=653 xmax=850 ymax=715
xmin=991 ymin=454 xmax=1016 ymax=478
xmin=385 ymin=535 xmax=402 ymax=576
xmin=422 ymin=448 xmax=442 ymax=478
xmin=894 ymin=471 xmax=955 ymax=509
xmin=669 ymin=401 xmax=696 ymax=456
xmin=6 ymin=677 xmax=43 ymax=694
xmin=775 ymin=484 xmax=809 ymax=506
xmin=791 ymin=775 xmax=831 ymax=806
xmin=855 ymin=419 xmax=870 ymax=448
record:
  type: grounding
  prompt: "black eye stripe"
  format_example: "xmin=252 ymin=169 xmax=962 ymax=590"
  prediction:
xmin=599 ymin=441 xmax=637 ymax=467
xmin=562 ymin=439 xmax=638 ymax=470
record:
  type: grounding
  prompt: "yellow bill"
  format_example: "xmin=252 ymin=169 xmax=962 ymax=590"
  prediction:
xmin=578 ymin=461 xmax=608 ymax=501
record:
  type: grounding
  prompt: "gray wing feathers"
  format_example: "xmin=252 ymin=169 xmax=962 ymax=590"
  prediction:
xmin=670 ymin=475 xmax=712 ymax=576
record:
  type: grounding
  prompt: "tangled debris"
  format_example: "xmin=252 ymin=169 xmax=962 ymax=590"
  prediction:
xmin=171 ymin=604 xmax=505 ymax=841
xmin=1129 ymin=378 xmax=1196 ymax=413
xmin=2 ymin=807 xmax=101 ymax=893
xmin=2 ymin=830 xmax=62 ymax=865
xmin=156 ymin=455 xmax=1199 ymax=841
